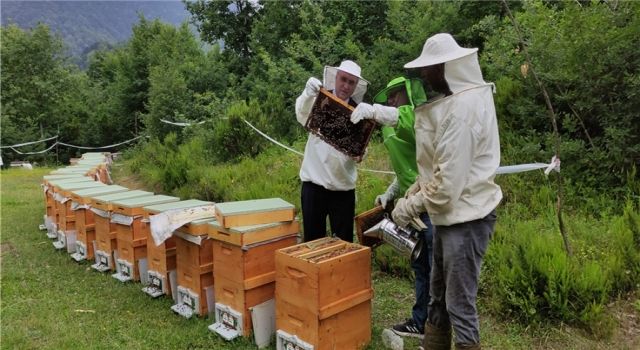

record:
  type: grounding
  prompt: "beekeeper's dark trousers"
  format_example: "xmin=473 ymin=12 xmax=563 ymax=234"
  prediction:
xmin=301 ymin=181 xmax=354 ymax=243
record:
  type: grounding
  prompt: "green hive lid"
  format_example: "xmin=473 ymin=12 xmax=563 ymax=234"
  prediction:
xmin=91 ymin=190 xmax=153 ymax=202
xmin=205 ymin=220 xmax=222 ymax=230
xmin=72 ymin=185 xmax=129 ymax=197
xmin=43 ymin=174 xmax=85 ymax=180
xmin=59 ymin=165 xmax=95 ymax=170
xmin=76 ymin=159 xmax=105 ymax=165
xmin=143 ymin=199 xmax=213 ymax=214
xmin=111 ymin=195 xmax=180 ymax=208
xmin=58 ymin=181 xmax=107 ymax=191
xmin=51 ymin=169 xmax=89 ymax=174
xmin=48 ymin=177 xmax=96 ymax=186
xmin=208 ymin=220 xmax=293 ymax=234
xmin=191 ymin=217 xmax=216 ymax=226
xmin=46 ymin=176 xmax=93 ymax=183
xmin=215 ymin=198 xmax=294 ymax=216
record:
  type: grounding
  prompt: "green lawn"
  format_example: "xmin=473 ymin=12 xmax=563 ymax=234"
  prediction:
xmin=1 ymin=168 xmax=637 ymax=349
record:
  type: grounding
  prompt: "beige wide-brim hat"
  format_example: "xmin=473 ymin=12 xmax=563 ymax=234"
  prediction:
xmin=323 ymin=60 xmax=369 ymax=103
xmin=404 ymin=33 xmax=478 ymax=68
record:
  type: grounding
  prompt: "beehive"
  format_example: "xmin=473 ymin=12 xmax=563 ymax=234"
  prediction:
xmin=215 ymin=198 xmax=295 ymax=229
xmin=142 ymin=199 xmax=214 ymax=298
xmin=68 ymin=185 xmax=129 ymax=262
xmin=171 ymin=218 xmax=216 ymax=318
xmin=275 ymin=237 xmax=372 ymax=350
xmin=110 ymin=195 xmax=180 ymax=282
xmin=305 ymin=88 xmax=376 ymax=159
xmin=52 ymin=180 xmax=106 ymax=252
xmin=89 ymin=190 xmax=153 ymax=272
xmin=42 ymin=176 xmax=94 ymax=237
xmin=208 ymin=220 xmax=299 ymax=339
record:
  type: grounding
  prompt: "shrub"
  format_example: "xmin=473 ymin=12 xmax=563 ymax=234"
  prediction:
xmin=205 ymin=100 xmax=268 ymax=163
xmin=483 ymin=198 xmax=640 ymax=337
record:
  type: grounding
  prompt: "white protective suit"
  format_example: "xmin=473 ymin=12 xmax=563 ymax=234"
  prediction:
xmin=397 ymin=52 xmax=502 ymax=226
xmin=295 ymin=64 xmax=368 ymax=191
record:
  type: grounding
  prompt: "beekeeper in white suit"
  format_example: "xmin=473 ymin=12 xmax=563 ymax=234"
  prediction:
xmin=391 ymin=34 xmax=502 ymax=350
xmin=295 ymin=60 xmax=373 ymax=243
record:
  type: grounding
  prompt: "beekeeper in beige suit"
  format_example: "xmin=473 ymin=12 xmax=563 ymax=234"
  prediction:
xmin=391 ymin=33 xmax=502 ymax=350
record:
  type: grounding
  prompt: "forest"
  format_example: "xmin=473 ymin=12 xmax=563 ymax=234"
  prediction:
xmin=1 ymin=0 xmax=639 ymax=343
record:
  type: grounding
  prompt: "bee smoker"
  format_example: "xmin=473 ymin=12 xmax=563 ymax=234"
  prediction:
xmin=363 ymin=217 xmax=424 ymax=262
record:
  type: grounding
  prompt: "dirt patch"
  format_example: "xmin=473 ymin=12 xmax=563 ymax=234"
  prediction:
xmin=1 ymin=242 xmax=15 ymax=254
xmin=1 ymin=242 xmax=17 ymax=261
xmin=610 ymin=291 xmax=640 ymax=349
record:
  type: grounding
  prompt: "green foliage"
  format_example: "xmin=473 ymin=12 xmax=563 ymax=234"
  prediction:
xmin=204 ymin=100 xmax=269 ymax=163
xmin=126 ymin=134 xmax=207 ymax=194
xmin=185 ymin=0 xmax=257 ymax=63
xmin=481 ymin=0 xmax=640 ymax=192
xmin=0 ymin=23 xmax=97 ymax=164
xmin=483 ymin=198 xmax=640 ymax=337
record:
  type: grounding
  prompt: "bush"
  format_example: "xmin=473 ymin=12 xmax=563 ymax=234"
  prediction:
xmin=205 ymin=100 xmax=268 ymax=163
xmin=124 ymin=133 xmax=207 ymax=195
xmin=483 ymin=198 xmax=640 ymax=337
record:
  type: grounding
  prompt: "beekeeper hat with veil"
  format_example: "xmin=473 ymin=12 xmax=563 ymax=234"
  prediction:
xmin=323 ymin=60 xmax=369 ymax=103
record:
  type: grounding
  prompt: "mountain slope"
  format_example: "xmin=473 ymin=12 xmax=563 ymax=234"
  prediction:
xmin=1 ymin=0 xmax=191 ymax=61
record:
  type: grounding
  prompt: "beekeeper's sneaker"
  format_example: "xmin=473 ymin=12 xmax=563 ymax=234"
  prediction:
xmin=391 ymin=318 xmax=424 ymax=339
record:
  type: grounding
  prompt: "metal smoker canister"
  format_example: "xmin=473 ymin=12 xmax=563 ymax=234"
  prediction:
xmin=364 ymin=217 xmax=423 ymax=262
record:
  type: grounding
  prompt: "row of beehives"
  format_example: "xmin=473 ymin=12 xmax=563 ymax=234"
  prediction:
xmin=41 ymin=153 xmax=373 ymax=350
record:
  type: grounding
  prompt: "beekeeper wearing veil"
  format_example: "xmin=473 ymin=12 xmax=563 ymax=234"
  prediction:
xmin=295 ymin=60 xmax=368 ymax=243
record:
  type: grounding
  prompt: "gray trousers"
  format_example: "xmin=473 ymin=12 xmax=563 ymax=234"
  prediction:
xmin=427 ymin=210 xmax=496 ymax=345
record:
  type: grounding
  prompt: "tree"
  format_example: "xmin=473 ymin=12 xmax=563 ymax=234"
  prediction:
xmin=185 ymin=0 xmax=259 ymax=74
xmin=1 ymin=24 xmax=80 ymax=163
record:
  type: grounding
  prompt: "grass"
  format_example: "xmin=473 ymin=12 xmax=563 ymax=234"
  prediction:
xmin=1 ymin=167 xmax=638 ymax=349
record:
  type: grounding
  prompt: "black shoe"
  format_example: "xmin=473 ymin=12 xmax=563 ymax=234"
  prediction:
xmin=391 ymin=318 xmax=424 ymax=339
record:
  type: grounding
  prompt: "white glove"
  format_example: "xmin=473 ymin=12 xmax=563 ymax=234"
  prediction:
xmin=403 ymin=177 xmax=421 ymax=197
xmin=392 ymin=196 xmax=418 ymax=228
xmin=351 ymin=103 xmax=398 ymax=126
xmin=374 ymin=178 xmax=400 ymax=209
xmin=350 ymin=103 xmax=375 ymax=124
xmin=392 ymin=181 xmax=427 ymax=228
xmin=372 ymin=104 xmax=398 ymax=126
xmin=305 ymin=77 xmax=322 ymax=96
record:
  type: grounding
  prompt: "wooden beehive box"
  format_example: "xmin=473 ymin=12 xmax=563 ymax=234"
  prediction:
xmin=111 ymin=195 xmax=180 ymax=282
xmin=305 ymin=88 xmax=376 ymax=159
xmin=173 ymin=222 xmax=216 ymax=318
xmin=42 ymin=176 xmax=92 ymax=231
xmin=275 ymin=237 xmax=373 ymax=350
xmin=69 ymin=185 xmax=129 ymax=261
xmin=215 ymin=198 xmax=295 ymax=229
xmin=208 ymin=220 xmax=299 ymax=247
xmin=142 ymin=199 xmax=214 ymax=298
xmin=209 ymin=220 xmax=299 ymax=338
xmin=89 ymin=190 xmax=153 ymax=272
xmin=55 ymin=181 xmax=106 ymax=230
xmin=354 ymin=205 xmax=385 ymax=248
